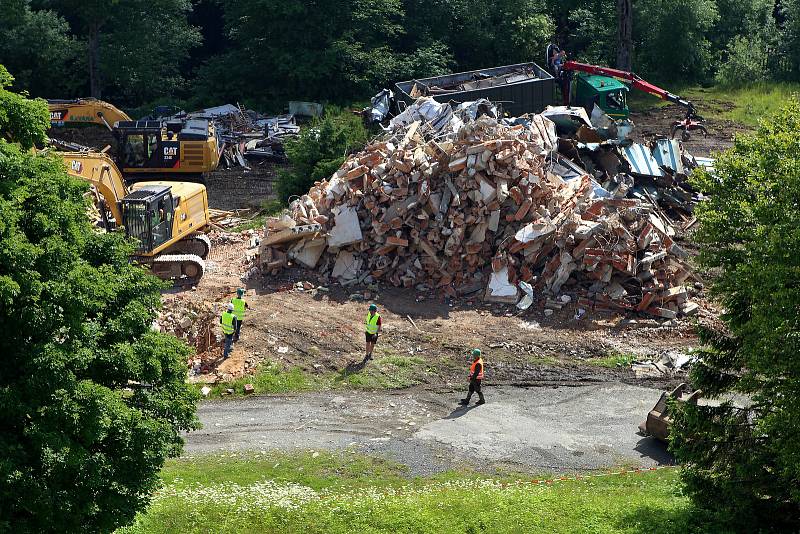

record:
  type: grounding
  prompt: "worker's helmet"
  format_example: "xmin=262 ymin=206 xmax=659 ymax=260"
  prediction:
xmin=472 ymin=349 xmax=482 ymax=358
xmin=227 ymin=303 xmax=234 ymax=311
xmin=369 ymin=303 xmax=378 ymax=311
xmin=237 ymin=288 xmax=245 ymax=297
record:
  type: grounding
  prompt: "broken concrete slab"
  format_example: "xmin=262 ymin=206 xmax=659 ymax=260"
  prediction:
xmin=327 ymin=205 xmax=363 ymax=247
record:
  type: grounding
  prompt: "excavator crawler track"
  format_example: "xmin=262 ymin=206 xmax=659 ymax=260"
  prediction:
xmin=163 ymin=232 xmax=212 ymax=259
xmin=148 ymin=253 xmax=205 ymax=286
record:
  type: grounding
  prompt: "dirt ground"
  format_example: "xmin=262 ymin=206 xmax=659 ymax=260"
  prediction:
xmin=53 ymin=108 xmax=732 ymax=397
xmin=629 ymin=101 xmax=749 ymax=158
xmin=176 ymin=230 xmax=716 ymax=392
xmin=171 ymin=101 xmax=735 ymax=392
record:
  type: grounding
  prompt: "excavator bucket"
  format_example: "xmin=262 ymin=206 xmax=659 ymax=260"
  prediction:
xmin=638 ymin=383 xmax=702 ymax=442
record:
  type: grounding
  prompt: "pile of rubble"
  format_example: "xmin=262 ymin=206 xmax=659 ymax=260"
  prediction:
xmin=177 ymin=103 xmax=303 ymax=167
xmin=157 ymin=297 xmax=219 ymax=358
xmin=259 ymin=97 xmax=702 ymax=319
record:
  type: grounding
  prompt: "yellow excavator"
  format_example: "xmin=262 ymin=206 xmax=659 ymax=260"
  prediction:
xmin=115 ymin=118 xmax=220 ymax=179
xmin=61 ymin=151 xmax=212 ymax=284
xmin=48 ymin=98 xmax=132 ymax=130
xmin=49 ymin=98 xmax=221 ymax=179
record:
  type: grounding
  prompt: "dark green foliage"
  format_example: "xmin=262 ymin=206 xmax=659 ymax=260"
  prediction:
xmin=3 ymin=0 xmax=799 ymax=108
xmin=276 ymin=109 xmax=368 ymax=202
xmin=0 ymin=70 xmax=199 ymax=533
xmin=0 ymin=66 xmax=50 ymax=149
xmin=0 ymin=0 xmax=82 ymax=97
xmin=633 ymin=0 xmax=719 ymax=82
xmin=671 ymin=100 xmax=800 ymax=529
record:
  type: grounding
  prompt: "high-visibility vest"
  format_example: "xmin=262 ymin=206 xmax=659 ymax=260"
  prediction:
xmin=365 ymin=313 xmax=380 ymax=334
xmin=221 ymin=311 xmax=235 ymax=335
xmin=232 ymin=297 xmax=246 ymax=320
xmin=469 ymin=358 xmax=484 ymax=380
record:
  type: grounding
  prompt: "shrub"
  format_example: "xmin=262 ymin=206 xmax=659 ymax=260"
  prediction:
xmin=671 ymin=99 xmax=800 ymax=530
xmin=276 ymin=109 xmax=368 ymax=202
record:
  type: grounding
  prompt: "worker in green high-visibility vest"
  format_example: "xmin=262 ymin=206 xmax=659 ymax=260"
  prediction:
xmin=364 ymin=303 xmax=382 ymax=360
xmin=231 ymin=288 xmax=250 ymax=342
xmin=220 ymin=303 xmax=236 ymax=359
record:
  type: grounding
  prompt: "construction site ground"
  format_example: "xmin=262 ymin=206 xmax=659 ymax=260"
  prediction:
xmin=55 ymin=97 xmax=739 ymax=473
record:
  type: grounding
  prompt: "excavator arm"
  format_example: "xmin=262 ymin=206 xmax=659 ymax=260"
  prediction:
xmin=60 ymin=151 xmax=129 ymax=224
xmin=562 ymin=61 xmax=698 ymax=118
xmin=47 ymin=98 xmax=132 ymax=130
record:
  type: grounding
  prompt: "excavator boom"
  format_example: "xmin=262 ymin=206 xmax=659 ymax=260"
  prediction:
xmin=562 ymin=61 xmax=697 ymax=118
xmin=48 ymin=98 xmax=132 ymax=130
xmin=61 ymin=151 xmax=128 ymax=224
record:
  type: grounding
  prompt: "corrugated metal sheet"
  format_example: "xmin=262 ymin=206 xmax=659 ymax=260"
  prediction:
xmin=622 ymin=143 xmax=663 ymax=177
xmin=652 ymin=139 xmax=684 ymax=174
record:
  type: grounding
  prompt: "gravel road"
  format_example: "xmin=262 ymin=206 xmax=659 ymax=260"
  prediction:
xmin=185 ymin=383 xmax=673 ymax=475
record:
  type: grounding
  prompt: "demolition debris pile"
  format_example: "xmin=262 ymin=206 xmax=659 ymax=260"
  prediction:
xmin=260 ymin=98 xmax=701 ymax=318
xmin=178 ymin=103 xmax=302 ymax=167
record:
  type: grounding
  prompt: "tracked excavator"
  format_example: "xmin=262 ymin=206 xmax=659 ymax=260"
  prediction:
xmin=49 ymin=98 xmax=221 ymax=180
xmin=61 ymin=151 xmax=212 ymax=284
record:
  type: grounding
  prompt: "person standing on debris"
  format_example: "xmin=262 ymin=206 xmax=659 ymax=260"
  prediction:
xmin=231 ymin=288 xmax=249 ymax=342
xmin=460 ymin=349 xmax=486 ymax=406
xmin=221 ymin=303 xmax=236 ymax=359
xmin=364 ymin=303 xmax=382 ymax=360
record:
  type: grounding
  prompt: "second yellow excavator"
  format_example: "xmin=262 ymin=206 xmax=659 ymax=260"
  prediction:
xmin=61 ymin=151 xmax=213 ymax=284
xmin=49 ymin=98 xmax=221 ymax=179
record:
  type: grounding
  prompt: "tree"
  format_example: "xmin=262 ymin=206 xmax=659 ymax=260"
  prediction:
xmin=195 ymin=0 xmax=407 ymax=108
xmin=545 ymin=0 xmax=616 ymax=67
xmin=38 ymin=0 xmax=200 ymax=103
xmin=0 ymin=0 xmax=82 ymax=98
xmin=671 ymin=100 xmax=800 ymax=530
xmin=0 ymin=66 xmax=199 ymax=533
xmin=616 ymin=0 xmax=632 ymax=70
xmin=633 ymin=0 xmax=718 ymax=82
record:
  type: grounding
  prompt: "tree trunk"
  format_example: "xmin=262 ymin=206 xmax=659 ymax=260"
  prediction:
xmin=616 ymin=0 xmax=633 ymax=71
xmin=88 ymin=25 xmax=102 ymax=98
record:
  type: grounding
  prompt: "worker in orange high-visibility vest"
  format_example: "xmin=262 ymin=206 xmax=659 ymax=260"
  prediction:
xmin=460 ymin=349 xmax=485 ymax=406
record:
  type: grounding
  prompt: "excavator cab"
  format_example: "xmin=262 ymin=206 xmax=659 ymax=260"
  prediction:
xmin=121 ymin=186 xmax=175 ymax=253
xmin=115 ymin=119 xmax=219 ymax=180
xmin=573 ymin=74 xmax=630 ymax=119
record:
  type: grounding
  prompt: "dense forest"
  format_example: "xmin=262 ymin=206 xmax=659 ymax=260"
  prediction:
xmin=1 ymin=0 xmax=798 ymax=112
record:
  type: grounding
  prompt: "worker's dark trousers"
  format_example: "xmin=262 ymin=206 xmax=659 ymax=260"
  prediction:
xmin=234 ymin=319 xmax=243 ymax=341
xmin=223 ymin=334 xmax=233 ymax=358
xmin=465 ymin=379 xmax=484 ymax=402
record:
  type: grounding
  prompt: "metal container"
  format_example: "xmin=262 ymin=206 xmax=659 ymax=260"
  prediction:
xmin=395 ymin=62 xmax=555 ymax=117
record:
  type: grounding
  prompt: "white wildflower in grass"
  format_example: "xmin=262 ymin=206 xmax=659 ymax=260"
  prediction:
xmin=152 ymin=475 xmax=556 ymax=520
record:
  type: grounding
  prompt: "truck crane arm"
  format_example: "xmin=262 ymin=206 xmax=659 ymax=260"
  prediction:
xmin=562 ymin=61 xmax=699 ymax=119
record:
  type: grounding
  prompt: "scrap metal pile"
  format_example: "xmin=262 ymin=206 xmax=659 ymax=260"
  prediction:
xmin=260 ymin=98 xmax=703 ymax=318
xmin=180 ymin=103 xmax=301 ymax=167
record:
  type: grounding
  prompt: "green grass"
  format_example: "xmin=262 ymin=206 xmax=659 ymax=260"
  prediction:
xmin=119 ymin=452 xmax=725 ymax=534
xmin=528 ymin=354 xmax=561 ymax=366
xmin=333 ymin=350 xmax=431 ymax=390
xmin=204 ymin=351 xmax=432 ymax=399
xmin=204 ymin=363 xmax=321 ymax=398
xmin=628 ymin=82 xmax=800 ymax=128
xmin=231 ymin=199 xmax=285 ymax=232
xmin=588 ymin=352 xmax=637 ymax=369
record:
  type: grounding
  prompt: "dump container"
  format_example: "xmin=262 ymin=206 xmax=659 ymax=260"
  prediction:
xmin=395 ymin=62 xmax=555 ymax=117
